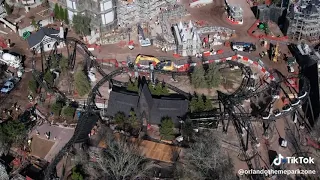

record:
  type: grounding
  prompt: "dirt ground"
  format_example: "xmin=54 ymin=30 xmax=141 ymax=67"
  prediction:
xmin=30 ymin=135 xmax=55 ymax=159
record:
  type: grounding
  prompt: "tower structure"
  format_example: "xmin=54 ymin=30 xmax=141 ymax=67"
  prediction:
xmin=173 ymin=21 xmax=201 ymax=56
xmin=287 ymin=0 xmax=320 ymax=42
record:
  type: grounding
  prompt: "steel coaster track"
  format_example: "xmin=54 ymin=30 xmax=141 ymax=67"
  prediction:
xmin=32 ymin=34 xmax=311 ymax=179
xmin=28 ymin=35 xmax=122 ymax=179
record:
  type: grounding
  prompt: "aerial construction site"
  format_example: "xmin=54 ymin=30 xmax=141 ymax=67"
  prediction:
xmin=0 ymin=0 xmax=319 ymax=179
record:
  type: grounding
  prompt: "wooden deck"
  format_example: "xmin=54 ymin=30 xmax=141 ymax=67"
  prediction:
xmin=98 ymin=134 xmax=181 ymax=163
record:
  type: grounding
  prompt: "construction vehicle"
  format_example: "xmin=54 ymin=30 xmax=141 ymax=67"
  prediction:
xmin=22 ymin=31 xmax=31 ymax=40
xmin=231 ymin=42 xmax=256 ymax=52
xmin=258 ymin=22 xmax=269 ymax=34
xmin=135 ymin=55 xmax=174 ymax=71
xmin=135 ymin=55 xmax=160 ymax=67
xmin=0 ymin=50 xmax=22 ymax=68
xmin=155 ymin=60 xmax=175 ymax=71
xmin=137 ymin=24 xmax=151 ymax=47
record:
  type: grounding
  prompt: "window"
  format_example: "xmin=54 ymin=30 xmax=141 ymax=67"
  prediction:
xmin=67 ymin=0 xmax=76 ymax=10
xmin=48 ymin=44 xmax=51 ymax=48
xmin=101 ymin=11 xmax=114 ymax=25
xmin=100 ymin=1 xmax=112 ymax=12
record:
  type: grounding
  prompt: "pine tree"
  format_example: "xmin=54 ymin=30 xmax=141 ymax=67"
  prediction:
xmin=54 ymin=3 xmax=60 ymax=20
xmin=74 ymin=69 xmax=91 ymax=97
xmin=196 ymin=96 xmax=205 ymax=112
xmin=191 ymin=64 xmax=207 ymax=88
xmin=204 ymin=95 xmax=213 ymax=111
xmin=161 ymin=85 xmax=170 ymax=95
xmin=159 ymin=117 xmax=175 ymax=140
xmin=64 ymin=8 xmax=69 ymax=24
xmin=148 ymin=83 xmax=155 ymax=95
xmin=154 ymin=83 xmax=163 ymax=96
xmin=190 ymin=97 xmax=198 ymax=113
xmin=59 ymin=6 xmax=64 ymax=20
xmin=206 ymin=63 xmax=221 ymax=88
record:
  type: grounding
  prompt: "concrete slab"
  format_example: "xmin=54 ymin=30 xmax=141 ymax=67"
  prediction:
xmin=30 ymin=123 xmax=74 ymax=162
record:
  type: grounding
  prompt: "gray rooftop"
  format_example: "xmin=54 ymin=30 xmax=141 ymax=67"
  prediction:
xmin=27 ymin=27 xmax=59 ymax=48
xmin=106 ymin=84 xmax=188 ymax=126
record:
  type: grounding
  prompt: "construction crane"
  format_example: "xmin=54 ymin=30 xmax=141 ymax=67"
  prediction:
xmin=272 ymin=42 xmax=279 ymax=62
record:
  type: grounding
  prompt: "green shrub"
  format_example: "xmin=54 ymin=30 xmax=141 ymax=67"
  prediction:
xmin=44 ymin=71 xmax=54 ymax=86
xmin=28 ymin=79 xmax=38 ymax=94
xmin=51 ymin=102 xmax=63 ymax=115
xmin=62 ymin=106 xmax=76 ymax=118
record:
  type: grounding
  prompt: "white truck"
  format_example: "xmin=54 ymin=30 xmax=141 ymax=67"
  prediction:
xmin=0 ymin=50 xmax=24 ymax=77
xmin=0 ymin=51 xmax=22 ymax=68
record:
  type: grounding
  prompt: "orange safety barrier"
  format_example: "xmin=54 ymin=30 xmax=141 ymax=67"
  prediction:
xmin=173 ymin=53 xmax=181 ymax=58
xmin=216 ymin=49 xmax=224 ymax=54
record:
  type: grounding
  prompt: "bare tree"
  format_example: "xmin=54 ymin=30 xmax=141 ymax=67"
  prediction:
xmin=96 ymin=134 xmax=157 ymax=180
xmin=0 ymin=163 xmax=9 ymax=180
xmin=175 ymin=131 xmax=237 ymax=180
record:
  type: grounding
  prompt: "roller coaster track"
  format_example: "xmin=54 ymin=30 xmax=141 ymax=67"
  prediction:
xmin=29 ymin=34 xmax=312 ymax=179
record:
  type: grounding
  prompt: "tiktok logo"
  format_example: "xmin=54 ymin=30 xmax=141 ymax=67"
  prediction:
xmin=273 ymin=154 xmax=286 ymax=166
xmin=272 ymin=154 xmax=314 ymax=166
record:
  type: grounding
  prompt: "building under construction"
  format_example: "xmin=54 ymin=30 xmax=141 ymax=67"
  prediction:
xmin=287 ymin=0 xmax=320 ymax=43
xmin=49 ymin=0 xmax=117 ymax=32
xmin=116 ymin=0 xmax=177 ymax=28
xmin=225 ymin=0 xmax=243 ymax=23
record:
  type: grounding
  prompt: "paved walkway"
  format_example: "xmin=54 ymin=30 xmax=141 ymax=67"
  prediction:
xmin=30 ymin=123 xmax=74 ymax=162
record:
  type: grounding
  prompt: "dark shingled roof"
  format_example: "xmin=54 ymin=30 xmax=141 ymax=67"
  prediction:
xmin=106 ymin=85 xmax=189 ymax=126
xmin=27 ymin=27 xmax=59 ymax=48
xmin=107 ymin=91 xmax=139 ymax=117
xmin=149 ymin=98 xmax=189 ymax=125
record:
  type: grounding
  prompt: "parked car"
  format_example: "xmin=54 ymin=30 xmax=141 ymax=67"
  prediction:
xmin=0 ymin=77 xmax=19 ymax=93
xmin=1 ymin=81 xmax=14 ymax=93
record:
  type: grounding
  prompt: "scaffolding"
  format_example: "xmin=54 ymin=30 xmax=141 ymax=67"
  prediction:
xmin=116 ymin=0 xmax=177 ymax=28
xmin=227 ymin=5 xmax=243 ymax=22
xmin=287 ymin=1 xmax=320 ymax=42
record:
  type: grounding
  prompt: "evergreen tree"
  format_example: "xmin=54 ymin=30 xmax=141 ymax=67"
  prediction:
xmin=206 ymin=63 xmax=221 ymax=88
xmin=44 ymin=71 xmax=54 ymax=86
xmin=31 ymin=19 xmax=38 ymax=29
xmin=51 ymin=102 xmax=63 ymax=115
xmin=64 ymin=8 xmax=69 ymax=24
xmin=153 ymin=83 xmax=163 ymax=96
xmin=74 ymin=69 xmax=91 ymax=97
xmin=148 ymin=83 xmax=155 ymax=95
xmin=196 ymin=96 xmax=205 ymax=112
xmin=54 ymin=3 xmax=60 ymax=20
xmin=62 ymin=106 xmax=76 ymax=117
xmin=204 ymin=95 xmax=213 ymax=111
xmin=159 ymin=117 xmax=175 ymax=140
xmin=28 ymin=79 xmax=38 ymax=94
xmin=190 ymin=97 xmax=198 ymax=113
xmin=161 ymin=85 xmax=170 ymax=95
xmin=191 ymin=64 xmax=207 ymax=88
xmin=114 ymin=112 xmax=126 ymax=129
xmin=128 ymin=110 xmax=140 ymax=129
xmin=72 ymin=15 xmax=91 ymax=36
xmin=59 ymin=56 xmax=69 ymax=72
xmin=59 ymin=6 xmax=64 ymax=20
